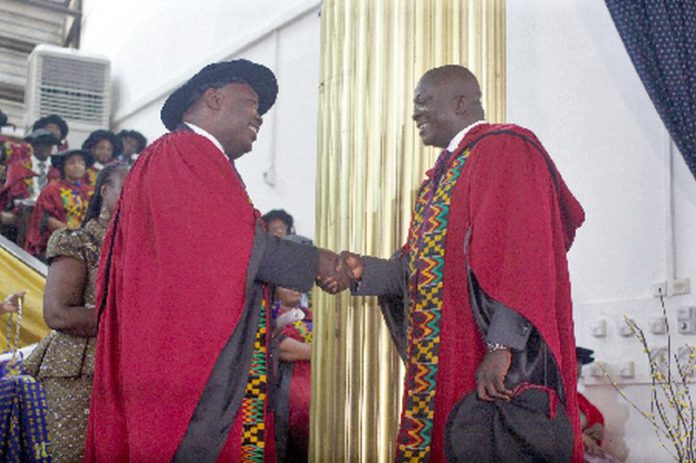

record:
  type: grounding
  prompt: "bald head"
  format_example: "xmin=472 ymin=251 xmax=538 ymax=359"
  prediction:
xmin=412 ymin=65 xmax=485 ymax=148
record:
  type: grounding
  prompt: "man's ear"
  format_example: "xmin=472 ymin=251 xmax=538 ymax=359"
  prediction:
xmin=454 ymin=95 xmax=468 ymax=115
xmin=202 ymin=87 xmax=223 ymax=111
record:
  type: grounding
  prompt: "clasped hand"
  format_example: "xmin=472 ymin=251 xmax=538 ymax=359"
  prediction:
xmin=315 ymin=250 xmax=364 ymax=294
xmin=1 ymin=291 xmax=26 ymax=314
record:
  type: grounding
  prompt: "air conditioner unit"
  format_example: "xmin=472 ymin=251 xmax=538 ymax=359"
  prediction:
xmin=24 ymin=44 xmax=111 ymax=148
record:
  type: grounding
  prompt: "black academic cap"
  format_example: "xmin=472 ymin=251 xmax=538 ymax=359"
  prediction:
xmin=160 ymin=59 xmax=278 ymax=131
xmin=24 ymin=128 xmax=60 ymax=145
xmin=50 ymin=148 xmax=96 ymax=170
xmin=32 ymin=114 xmax=69 ymax=139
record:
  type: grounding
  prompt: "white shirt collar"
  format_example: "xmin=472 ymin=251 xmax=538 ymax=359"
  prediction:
xmin=446 ymin=120 xmax=487 ymax=153
xmin=31 ymin=155 xmax=48 ymax=169
xmin=184 ymin=122 xmax=226 ymax=158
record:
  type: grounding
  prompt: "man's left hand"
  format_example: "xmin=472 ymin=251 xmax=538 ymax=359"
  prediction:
xmin=476 ymin=349 xmax=513 ymax=401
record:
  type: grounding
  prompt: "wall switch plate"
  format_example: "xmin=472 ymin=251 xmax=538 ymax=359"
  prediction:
xmin=649 ymin=316 xmax=668 ymax=335
xmin=618 ymin=322 xmax=634 ymax=337
xmin=653 ymin=281 xmax=667 ymax=298
xmin=618 ymin=361 xmax=635 ymax=378
xmin=590 ymin=318 xmax=607 ymax=337
xmin=669 ymin=278 xmax=691 ymax=296
xmin=588 ymin=363 xmax=605 ymax=378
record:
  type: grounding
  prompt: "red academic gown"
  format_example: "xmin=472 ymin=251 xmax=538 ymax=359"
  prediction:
xmin=23 ymin=179 xmax=92 ymax=257
xmin=382 ymin=123 xmax=585 ymax=462
xmin=86 ymin=131 xmax=289 ymax=462
xmin=1 ymin=158 xmax=36 ymax=211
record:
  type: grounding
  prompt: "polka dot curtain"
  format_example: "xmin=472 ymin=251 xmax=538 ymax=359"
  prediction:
xmin=605 ymin=0 xmax=696 ymax=179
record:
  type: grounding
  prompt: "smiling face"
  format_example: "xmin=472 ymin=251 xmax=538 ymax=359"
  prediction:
xmin=92 ymin=139 xmax=115 ymax=164
xmin=411 ymin=78 xmax=463 ymax=149
xmin=63 ymin=154 xmax=87 ymax=181
xmin=211 ymin=82 xmax=263 ymax=159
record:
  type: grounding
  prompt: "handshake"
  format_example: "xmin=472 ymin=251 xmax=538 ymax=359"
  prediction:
xmin=316 ymin=249 xmax=364 ymax=294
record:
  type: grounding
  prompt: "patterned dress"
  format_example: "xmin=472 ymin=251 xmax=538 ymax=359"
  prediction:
xmin=24 ymin=219 xmax=105 ymax=463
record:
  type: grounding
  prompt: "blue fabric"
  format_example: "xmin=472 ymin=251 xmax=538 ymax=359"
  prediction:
xmin=0 ymin=359 xmax=51 ymax=463
xmin=605 ymin=0 xmax=696 ymax=179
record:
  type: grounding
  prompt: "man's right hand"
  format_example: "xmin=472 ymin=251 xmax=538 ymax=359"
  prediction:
xmin=338 ymin=251 xmax=364 ymax=281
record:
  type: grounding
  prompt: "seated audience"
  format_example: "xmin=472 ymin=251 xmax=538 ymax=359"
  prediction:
xmin=32 ymin=114 xmax=70 ymax=151
xmin=81 ymin=130 xmax=123 ymax=186
xmin=3 ymin=129 xmax=61 ymax=204
xmin=24 ymin=163 xmax=128 ymax=462
xmin=274 ymin=286 xmax=313 ymax=463
xmin=117 ymin=129 xmax=147 ymax=164
xmin=24 ymin=149 xmax=95 ymax=259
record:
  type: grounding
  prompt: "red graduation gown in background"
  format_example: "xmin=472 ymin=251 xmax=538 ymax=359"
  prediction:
xmin=1 ymin=158 xmax=36 ymax=211
xmin=85 ymin=132 xmax=266 ymax=461
xmin=422 ymin=123 xmax=585 ymax=462
xmin=23 ymin=178 xmax=92 ymax=257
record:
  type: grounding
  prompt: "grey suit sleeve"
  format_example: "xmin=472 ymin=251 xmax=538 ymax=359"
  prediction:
xmin=351 ymin=255 xmax=405 ymax=297
xmin=484 ymin=303 xmax=533 ymax=351
xmin=253 ymin=229 xmax=318 ymax=293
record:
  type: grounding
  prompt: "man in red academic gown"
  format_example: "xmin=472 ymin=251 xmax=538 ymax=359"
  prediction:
xmin=85 ymin=60 xmax=352 ymax=462
xmin=337 ymin=65 xmax=586 ymax=462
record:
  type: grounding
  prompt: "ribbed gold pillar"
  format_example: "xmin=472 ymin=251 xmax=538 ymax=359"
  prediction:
xmin=312 ymin=1 xmax=505 ymax=461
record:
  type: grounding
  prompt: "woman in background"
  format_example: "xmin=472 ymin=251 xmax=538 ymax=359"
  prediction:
xmin=24 ymin=149 xmax=95 ymax=259
xmin=81 ymin=130 xmax=123 ymax=186
xmin=274 ymin=286 xmax=313 ymax=463
xmin=24 ymin=163 xmax=128 ymax=462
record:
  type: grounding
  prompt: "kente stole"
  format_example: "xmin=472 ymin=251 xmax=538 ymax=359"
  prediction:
xmin=397 ymin=149 xmax=470 ymax=462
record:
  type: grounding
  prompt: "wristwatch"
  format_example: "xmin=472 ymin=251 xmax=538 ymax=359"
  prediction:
xmin=485 ymin=341 xmax=510 ymax=352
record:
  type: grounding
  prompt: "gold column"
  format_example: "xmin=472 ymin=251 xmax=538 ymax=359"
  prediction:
xmin=312 ymin=1 xmax=505 ymax=461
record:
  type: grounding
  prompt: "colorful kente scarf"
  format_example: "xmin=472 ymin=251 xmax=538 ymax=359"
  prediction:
xmin=396 ymin=149 xmax=470 ymax=462
xmin=240 ymin=289 xmax=271 ymax=462
xmin=59 ymin=184 xmax=91 ymax=228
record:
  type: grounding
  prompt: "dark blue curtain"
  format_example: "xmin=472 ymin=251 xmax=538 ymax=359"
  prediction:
xmin=605 ymin=1 xmax=696 ymax=179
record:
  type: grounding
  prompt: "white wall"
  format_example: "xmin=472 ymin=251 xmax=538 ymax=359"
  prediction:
xmin=507 ymin=1 xmax=696 ymax=461
xmin=80 ymin=0 xmax=321 ymax=238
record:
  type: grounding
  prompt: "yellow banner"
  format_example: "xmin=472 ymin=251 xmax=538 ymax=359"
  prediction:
xmin=0 ymin=246 xmax=49 ymax=349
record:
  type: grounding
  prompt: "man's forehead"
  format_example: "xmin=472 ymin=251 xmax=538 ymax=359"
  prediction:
xmin=223 ymin=81 xmax=259 ymax=100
